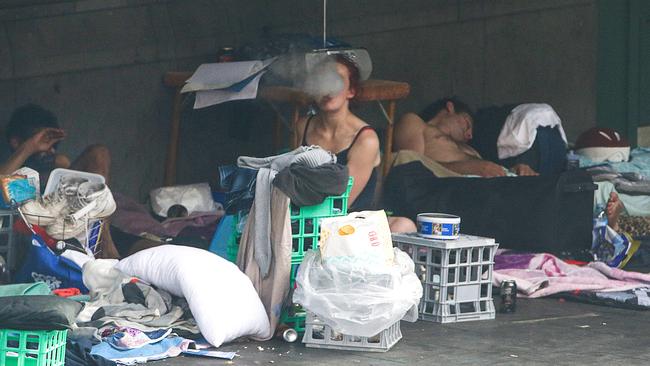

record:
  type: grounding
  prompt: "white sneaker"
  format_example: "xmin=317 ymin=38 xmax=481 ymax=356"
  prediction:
xmin=71 ymin=182 xmax=116 ymax=219
xmin=46 ymin=182 xmax=116 ymax=240
xmin=21 ymin=177 xmax=88 ymax=226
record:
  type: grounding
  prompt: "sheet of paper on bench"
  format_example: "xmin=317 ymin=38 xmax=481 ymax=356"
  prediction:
xmin=181 ymin=58 xmax=275 ymax=94
xmin=193 ymin=71 xmax=266 ymax=109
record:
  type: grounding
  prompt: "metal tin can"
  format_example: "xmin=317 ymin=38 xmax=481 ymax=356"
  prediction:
xmin=500 ymin=280 xmax=517 ymax=313
xmin=282 ymin=328 xmax=298 ymax=343
xmin=218 ymin=47 xmax=235 ymax=62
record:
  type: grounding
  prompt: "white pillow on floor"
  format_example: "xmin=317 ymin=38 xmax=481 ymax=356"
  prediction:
xmin=116 ymin=245 xmax=269 ymax=347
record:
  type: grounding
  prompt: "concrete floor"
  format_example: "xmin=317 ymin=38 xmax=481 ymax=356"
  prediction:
xmin=155 ymin=295 xmax=650 ymax=366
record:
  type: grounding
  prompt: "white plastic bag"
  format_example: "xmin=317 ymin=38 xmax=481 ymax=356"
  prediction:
xmin=293 ymin=248 xmax=423 ymax=337
xmin=319 ymin=210 xmax=395 ymax=269
xmin=150 ymin=182 xmax=218 ymax=217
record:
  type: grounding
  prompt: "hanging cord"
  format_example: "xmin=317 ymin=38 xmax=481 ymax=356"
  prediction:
xmin=323 ymin=0 xmax=327 ymax=48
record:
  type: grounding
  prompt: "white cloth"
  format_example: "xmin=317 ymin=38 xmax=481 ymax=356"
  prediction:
xmin=497 ymin=103 xmax=568 ymax=159
xmin=577 ymin=147 xmax=631 ymax=163
xmin=149 ymin=182 xmax=219 ymax=218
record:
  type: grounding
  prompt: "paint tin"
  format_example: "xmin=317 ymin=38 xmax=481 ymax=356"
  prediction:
xmin=416 ymin=213 xmax=461 ymax=240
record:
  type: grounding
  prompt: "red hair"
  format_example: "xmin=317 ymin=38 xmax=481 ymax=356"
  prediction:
xmin=333 ymin=54 xmax=362 ymax=100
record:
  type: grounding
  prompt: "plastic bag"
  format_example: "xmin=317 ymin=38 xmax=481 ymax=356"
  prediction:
xmin=319 ymin=210 xmax=394 ymax=268
xmin=591 ymin=208 xmax=639 ymax=268
xmin=150 ymin=182 xmax=218 ymax=217
xmin=293 ymin=248 xmax=422 ymax=337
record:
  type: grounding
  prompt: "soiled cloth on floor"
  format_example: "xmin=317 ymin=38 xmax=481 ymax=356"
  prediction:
xmin=273 ymin=163 xmax=349 ymax=207
xmin=556 ymin=287 xmax=650 ymax=309
xmin=111 ymin=192 xmax=222 ymax=238
xmin=237 ymin=187 xmax=291 ymax=340
xmin=77 ymin=259 xmax=198 ymax=336
xmin=91 ymin=335 xmax=191 ymax=365
xmin=66 ymin=340 xmax=117 ymax=366
xmin=102 ymin=327 xmax=172 ymax=350
xmin=493 ymin=252 xmax=650 ymax=298
xmin=238 ymin=146 xmax=335 ymax=277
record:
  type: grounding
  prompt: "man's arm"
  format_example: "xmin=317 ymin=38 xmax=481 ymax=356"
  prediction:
xmin=0 ymin=144 xmax=36 ymax=175
xmin=0 ymin=128 xmax=65 ymax=175
xmin=509 ymin=163 xmax=538 ymax=176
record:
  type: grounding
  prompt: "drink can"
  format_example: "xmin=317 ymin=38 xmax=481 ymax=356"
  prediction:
xmin=218 ymin=47 xmax=235 ymax=62
xmin=500 ymin=280 xmax=517 ymax=313
xmin=282 ymin=328 xmax=298 ymax=343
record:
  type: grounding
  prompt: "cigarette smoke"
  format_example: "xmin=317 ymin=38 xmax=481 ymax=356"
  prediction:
xmin=300 ymin=59 xmax=343 ymax=99
xmin=269 ymin=52 xmax=343 ymax=100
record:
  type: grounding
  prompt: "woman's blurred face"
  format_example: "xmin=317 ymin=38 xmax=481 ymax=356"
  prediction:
xmin=317 ymin=62 xmax=355 ymax=112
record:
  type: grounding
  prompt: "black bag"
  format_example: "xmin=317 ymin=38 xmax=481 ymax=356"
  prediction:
xmin=383 ymin=161 xmax=597 ymax=254
xmin=470 ymin=104 xmax=567 ymax=175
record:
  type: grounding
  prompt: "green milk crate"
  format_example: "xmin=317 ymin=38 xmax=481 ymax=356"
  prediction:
xmin=0 ymin=329 xmax=67 ymax=366
xmin=289 ymin=177 xmax=353 ymax=264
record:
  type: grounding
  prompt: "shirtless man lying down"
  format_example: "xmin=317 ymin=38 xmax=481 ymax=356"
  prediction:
xmin=394 ymin=96 xmax=537 ymax=177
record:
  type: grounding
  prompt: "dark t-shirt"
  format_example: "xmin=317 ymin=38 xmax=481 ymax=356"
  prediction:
xmin=0 ymin=143 xmax=53 ymax=193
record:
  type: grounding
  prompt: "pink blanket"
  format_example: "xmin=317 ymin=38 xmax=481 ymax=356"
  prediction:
xmin=493 ymin=253 xmax=650 ymax=298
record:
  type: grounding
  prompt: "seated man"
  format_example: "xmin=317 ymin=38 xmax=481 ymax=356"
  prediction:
xmin=0 ymin=104 xmax=110 ymax=184
xmin=0 ymin=103 xmax=119 ymax=259
xmin=394 ymin=96 xmax=538 ymax=177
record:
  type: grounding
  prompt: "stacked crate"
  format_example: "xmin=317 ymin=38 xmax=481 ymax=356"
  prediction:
xmin=392 ymin=233 xmax=498 ymax=323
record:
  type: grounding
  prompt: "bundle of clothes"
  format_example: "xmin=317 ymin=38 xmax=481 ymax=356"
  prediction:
xmin=493 ymin=251 xmax=650 ymax=309
xmin=221 ymin=145 xmax=351 ymax=338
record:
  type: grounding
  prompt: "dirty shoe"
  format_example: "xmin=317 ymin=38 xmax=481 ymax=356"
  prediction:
xmin=71 ymin=182 xmax=116 ymax=220
xmin=46 ymin=182 xmax=116 ymax=240
xmin=21 ymin=176 xmax=88 ymax=226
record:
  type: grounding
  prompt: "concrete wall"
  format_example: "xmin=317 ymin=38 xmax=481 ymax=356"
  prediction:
xmin=0 ymin=0 xmax=597 ymax=199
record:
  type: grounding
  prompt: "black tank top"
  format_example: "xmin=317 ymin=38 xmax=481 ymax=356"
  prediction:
xmin=301 ymin=116 xmax=378 ymax=211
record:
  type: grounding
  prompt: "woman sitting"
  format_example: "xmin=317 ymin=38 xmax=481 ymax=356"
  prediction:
xmin=295 ymin=54 xmax=415 ymax=232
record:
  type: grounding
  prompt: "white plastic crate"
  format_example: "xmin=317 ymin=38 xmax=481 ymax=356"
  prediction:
xmin=302 ymin=312 xmax=401 ymax=352
xmin=392 ymin=233 xmax=499 ymax=323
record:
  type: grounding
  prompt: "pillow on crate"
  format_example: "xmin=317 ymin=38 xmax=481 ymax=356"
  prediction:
xmin=115 ymin=245 xmax=269 ymax=347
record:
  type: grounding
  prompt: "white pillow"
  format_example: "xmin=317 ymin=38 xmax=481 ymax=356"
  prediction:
xmin=115 ymin=245 xmax=269 ymax=347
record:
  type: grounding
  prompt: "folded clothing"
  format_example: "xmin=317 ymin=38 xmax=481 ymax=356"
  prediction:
xmin=0 ymin=282 xmax=51 ymax=297
xmin=273 ymin=163 xmax=349 ymax=207
xmin=0 ymin=295 xmax=82 ymax=330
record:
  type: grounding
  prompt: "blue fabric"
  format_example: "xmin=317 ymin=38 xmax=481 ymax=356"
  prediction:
xmin=534 ymin=126 xmax=567 ymax=175
xmin=90 ymin=336 xmax=184 ymax=364
xmin=218 ymin=165 xmax=257 ymax=214
xmin=579 ymin=147 xmax=650 ymax=176
xmin=106 ymin=329 xmax=172 ymax=351
xmin=208 ymin=214 xmax=236 ymax=260
xmin=13 ymin=234 xmax=88 ymax=293
xmin=501 ymin=126 xmax=567 ymax=175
